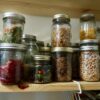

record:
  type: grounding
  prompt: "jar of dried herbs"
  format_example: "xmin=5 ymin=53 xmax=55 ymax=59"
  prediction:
xmin=2 ymin=12 xmax=25 ymax=43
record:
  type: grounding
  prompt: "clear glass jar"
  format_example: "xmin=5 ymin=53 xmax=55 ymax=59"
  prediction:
xmin=22 ymin=34 xmax=39 ymax=82
xmin=80 ymin=45 xmax=100 ymax=81
xmin=34 ymin=55 xmax=51 ymax=83
xmin=80 ymin=13 xmax=96 ymax=40
xmin=2 ymin=12 xmax=25 ymax=43
xmin=0 ymin=43 xmax=26 ymax=85
xmin=51 ymin=14 xmax=71 ymax=47
xmin=52 ymin=47 xmax=73 ymax=82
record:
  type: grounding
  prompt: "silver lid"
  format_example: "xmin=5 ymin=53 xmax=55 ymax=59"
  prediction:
xmin=80 ymin=46 xmax=98 ymax=51
xmin=0 ymin=43 xmax=26 ymax=50
xmin=80 ymin=39 xmax=98 ymax=45
xmin=40 ymin=47 xmax=51 ymax=52
xmin=3 ymin=12 xmax=25 ymax=23
xmin=52 ymin=47 xmax=73 ymax=53
xmin=34 ymin=55 xmax=50 ymax=60
xmin=22 ymin=34 xmax=36 ymax=40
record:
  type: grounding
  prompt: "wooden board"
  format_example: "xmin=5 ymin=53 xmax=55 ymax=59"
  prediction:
xmin=0 ymin=81 xmax=100 ymax=92
xmin=0 ymin=0 xmax=100 ymax=19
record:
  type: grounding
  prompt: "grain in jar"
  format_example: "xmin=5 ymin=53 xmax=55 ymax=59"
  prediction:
xmin=80 ymin=13 xmax=96 ymax=40
xmin=80 ymin=40 xmax=100 ymax=81
xmin=52 ymin=47 xmax=73 ymax=82
xmin=51 ymin=14 xmax=71 ymax=47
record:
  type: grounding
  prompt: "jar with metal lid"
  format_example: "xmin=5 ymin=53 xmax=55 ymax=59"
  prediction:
xmin=22 ymin=34 xmax=39 ymax=82
xmin=52 ymin=47 xmax=73 ymax=82
xmin=34 ymin=55 xmax=51 ymax=83
xmin=2 ymin=12 xmax=25 ymax=43
xmin=0 ymin=43 xmax=26 ymax=85
xmin=80 ymin=44 xmax=100 ymax=81
xmin=71 ymin=43 xmax=80 ymax=80
xmin=80 ymin=13 xmax=96 ymax=40
xmin=51 ymin=14 xmax=71 ymax=47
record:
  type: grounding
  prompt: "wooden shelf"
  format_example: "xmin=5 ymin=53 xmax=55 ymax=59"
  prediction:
xmin=0 ymin=0 xmax=100 ymax=19
xmin=0 ymin=81 xmax=100 ymax=92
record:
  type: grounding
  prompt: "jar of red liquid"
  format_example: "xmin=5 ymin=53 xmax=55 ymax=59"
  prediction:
xmin=0 ymin=43 xmax=26 ymax=85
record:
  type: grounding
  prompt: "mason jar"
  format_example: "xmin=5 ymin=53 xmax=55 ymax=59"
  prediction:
xmin=51 ymin=14 xmax=71 ymax=47
xmin=52 ymin=47 xmax=73 ymax=82
xmin=0 ymin=43 xmax=26 ymax=85
xmin=80 ymin=44 xmax=100 ymax=81
xmin=80 ymin=13 xmax=96 ymax=40
xmin=34 ymin=55 xmax=51 ymax=83
xmin=2 ymin=12 xmax=25 ymax=43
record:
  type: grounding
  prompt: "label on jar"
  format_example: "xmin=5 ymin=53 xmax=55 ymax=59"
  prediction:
xmin=80 ymin=46 xmax=98 ymax=51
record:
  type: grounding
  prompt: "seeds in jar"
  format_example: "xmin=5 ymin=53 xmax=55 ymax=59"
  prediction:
xmin=80 ymin=51 xmax=100 ymax=81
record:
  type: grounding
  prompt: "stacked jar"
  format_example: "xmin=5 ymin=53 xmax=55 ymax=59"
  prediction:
xmin=79 ymin=13 xmax=100 ymax=81
xmin=0 ymin=12 xmax=26 ymax=85
xmin=51 ymin=14 xmax=73 ymax=82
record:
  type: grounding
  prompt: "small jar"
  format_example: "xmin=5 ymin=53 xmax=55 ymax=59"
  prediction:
xmin=0 ymin=43 xmax=26 ymax=85
xmin=37 ymin=41 xmax=44 ymax=48
xmin=51 ymin=14 xmax=71 ymax=47
xmin=52 ymin=47 xmax=73 ymax=82
xmin=34 ymin=55 xmax=51 ymax=83
xmin=71 ymin=43 xmax=80 ymax=80
xmin=80 ymin=43 xmax=100 ymax=81
xmin=22 ymin=34 xmax=39 ymax=82
xmin=2 ymin=12 xmax=25 ymax=43
xmin=80 ymin=13 xmax=96 ymax=40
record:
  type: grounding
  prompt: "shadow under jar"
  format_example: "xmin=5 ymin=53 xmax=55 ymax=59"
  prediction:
xmin=52 ymin=47 xmax=73 ymax=82
xmin=0 ymin=43 xmax=26 ymax=85
xmin=80 ymin=45 xmax=100 ymax=82
xmin=51 ymin=14 xmax=71 ymax=47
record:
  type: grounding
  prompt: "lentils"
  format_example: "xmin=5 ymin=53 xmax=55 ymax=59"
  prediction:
xmin=80 ymin=51 xmax=100 ymax=81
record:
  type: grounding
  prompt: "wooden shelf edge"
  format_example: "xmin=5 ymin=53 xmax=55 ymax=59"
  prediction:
xmin=0 ymin=81 xmax=100 ymax=92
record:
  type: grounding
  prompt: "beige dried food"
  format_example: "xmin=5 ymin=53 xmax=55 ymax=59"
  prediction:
xmin=80 ymin=51 xmax=100 ymax=81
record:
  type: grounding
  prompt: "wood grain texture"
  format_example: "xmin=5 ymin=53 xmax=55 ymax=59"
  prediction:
xmin=0 ymin=0 xmax=100 ymax=19
xmin=0 ymin=81 xmax=100 ymax=92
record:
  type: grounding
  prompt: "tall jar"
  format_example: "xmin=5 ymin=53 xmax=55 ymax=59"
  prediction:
xmin=80 ymin=40 xmax=100 ymax=81
xmin=2 ymin=12 xmax=25 ymax=43
xmin=80 ymin=13 xmax=96 ymax=40
xmin=52 ymin=47 xmax=73 ymax=82
xmin=22 ymin=34 xmax=39 ymax=82
xmin=51 ymin=14 xmax=71 ymax=47
xmin=34 ymin=55 xmax=51 ymax=83
xmin=0 ymin=43 xmax=26 ymax=85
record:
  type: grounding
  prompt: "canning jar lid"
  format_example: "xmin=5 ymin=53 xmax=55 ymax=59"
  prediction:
xmin=52 ymin=47 xmax=73 ymax=53
xmin=3 ymin=12 xmax=25 ymax=23
xmin=22 ymin=34 xmax=36 ymax=41
xmin=80 ymin=46 xmax=98 ymax=51
xmin=80 ymin=13 xmax=95 ymax=21
xmin=0 ymin=43 xmax=26 ymax=50
xmin=80 ymin=39 xmax=98 ymax=45
xmin=53 ymin=14 xmax=70 ymax=22
xmin=40 ymin=47 xmax=51 ymax=52
xmin=34 ymin=55 xmax=50 ymax=60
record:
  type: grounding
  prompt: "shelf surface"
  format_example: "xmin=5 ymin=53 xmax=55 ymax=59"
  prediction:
xmin=0 ymin=0 xmax=100 ymax=19
xmin=0 ymin=81 xmax=100 ymax=92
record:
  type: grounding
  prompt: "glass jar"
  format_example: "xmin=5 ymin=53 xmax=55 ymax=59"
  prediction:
xmin=22 ymin=34 xmax=39 ymax=82
xmin=0 ymin=43 xmax=26 ymax=85
xmin=80 ymin=13 xmax=96 ymax=40
xmin=34 ymin=55 xmax=51 ymax=83
xmin=71 ymin=43 xmax=80 ymax=80
xmin=51 ymin=14 xmax=71 ymax=47
xmin=37 ymin=41 xmax=44 ymax=48
xmin=52 ymin=47 xmax=73 ymax=82
xmin=2 ymin=12 xmax=25 ymax=43
xmin=80 ymin=44 xmax=100 ymax=81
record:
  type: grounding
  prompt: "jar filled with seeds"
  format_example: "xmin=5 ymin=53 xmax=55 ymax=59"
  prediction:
xmin=2 ymin=12 xmax=25 ymax=43
xmin=51 ymin=14 xmax=71 ymax=47
xmin=80 ymin=41 xmax=100 ymax=81
xmin=80 ymin=13 xmax=96 ymax=40
xmin=52 ymin=47 xmax=73 ymax=82
xmin=34 ymin=55 xmax=51 ymax=83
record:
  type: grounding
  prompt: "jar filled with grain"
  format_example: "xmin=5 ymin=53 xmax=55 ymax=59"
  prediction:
xmin=80 ymin=40 xmax=100 ymax=81
xmin=80 ymin=13 xmax=96 ymax=40
xmin=51 ymin=14 xmax=71 ymax=47
xmin=52 ymin=47 xmax=73 ymax=82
